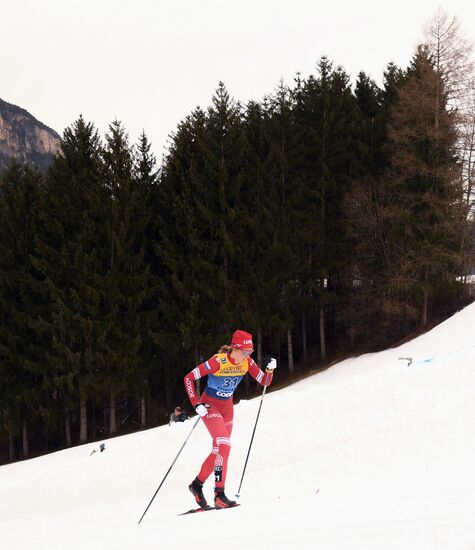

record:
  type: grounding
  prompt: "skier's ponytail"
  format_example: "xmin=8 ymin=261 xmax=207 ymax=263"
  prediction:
xmin=218 ymin=345 xmax=233 ymax=354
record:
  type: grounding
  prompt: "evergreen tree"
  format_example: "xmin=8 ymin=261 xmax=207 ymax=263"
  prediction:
xmin=238 ymin=99 xmax=284 ymax=371
xmin=342 ymin=72 xmax=386 ymax=346
xmin=290 ymin=58 xmax=356 ymax=359
xmin=35 ymin=116 xmax=108 ymax=444
xmin=133 ymin=131 xmax=160 ymax=427
xmin=158 ymin=83 xmax=246 ymax=370
xmin=203 ymin=82 xmax=246 ymax=322
xmin=102 ymin=121 xmax=150 ymax=433
xmin=354 ymin=71 xmax=385 ymax=173
xmin=157 ymin=106 xmax=219 ymax=391
xmin=0 ymin=161 xmax=46 ymax=459
xmin=265 ymin=81 xmax=302 ymax=368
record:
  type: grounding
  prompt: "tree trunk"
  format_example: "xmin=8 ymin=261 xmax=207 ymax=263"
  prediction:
xmin=164 ymin=358 xmax=172 ymax=410
xmin=22 ymin=421 xmax=29 ymax=459
xmin=349 ymin=284 xmax=356 ymax=348
xmin=91 ymin=399 xmax=97 ymax=440
xmin=257 ymin=328 xmax=263 ymax=368
xmin=8 ymin=430 xmax=15 ymax=462
xmin=65 ymin=409 xmax=72 ymax=447
xmin=319 ymin=300 xmax=327 ymax=361
xmin=140 ymin=396 xmax=146 ymax=428
xmin=287 ymin=328 xmax=294 ymax=373
xmin=194 ymin=344 xmax=201 ymax=396
xmin=110 ymin=389 xmax=117 ymax=434
xmin=44 ymin=423 xmax=50 ymax=452
xmin=301 ymin=314 xmax=307 ymax=362
xmin=421 ymin=264 xmax=429 ymax=327
xmin=103 ymin=399 xmax=107 ymax=434
xmin=276 ymin=332 xmax=282 ymax=375
xmin=79 ymin=398 xmax=88 ymax=444
xmin=350 ymin=326 xmax=356 ymax=349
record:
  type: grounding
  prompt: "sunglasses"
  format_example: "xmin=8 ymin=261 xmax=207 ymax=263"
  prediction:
xmin=240 ymin=349 xmax=253 ymax=357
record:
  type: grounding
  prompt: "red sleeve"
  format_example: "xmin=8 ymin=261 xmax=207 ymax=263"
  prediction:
xmin=184 ymin=355 xmax=220 ymax=407
xmin=247 ymin=358 xmax=273 ymax=387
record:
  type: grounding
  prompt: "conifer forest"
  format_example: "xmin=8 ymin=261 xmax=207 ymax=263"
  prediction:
xmin=1 ymin=23 xmax=474 ymax=464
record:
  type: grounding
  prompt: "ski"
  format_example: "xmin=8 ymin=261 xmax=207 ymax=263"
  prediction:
xmin=178 ymin=505 xmax=214 ymax=516
xmin=178 ymin=504 xmax=240 ymax=516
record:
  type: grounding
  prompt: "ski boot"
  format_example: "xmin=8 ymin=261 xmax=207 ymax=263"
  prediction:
xmin=214 ymin=488 xmax=238 ymax=509
xmin=188 ymin=477 xmax=208 ymax=508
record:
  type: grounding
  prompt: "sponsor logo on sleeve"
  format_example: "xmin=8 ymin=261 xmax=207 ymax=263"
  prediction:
xmin=185 ymin=377 xmax=195 ymax=398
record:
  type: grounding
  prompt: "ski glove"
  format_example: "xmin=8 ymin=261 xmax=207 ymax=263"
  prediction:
xmin=195 ymin=404 xmax=209 ymax=417
xmin=266 ymin=358 xmax=277 ymax=371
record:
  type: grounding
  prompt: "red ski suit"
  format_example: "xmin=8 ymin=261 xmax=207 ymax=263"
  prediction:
xmin=184 ymin=352 xmax=273 ymax=489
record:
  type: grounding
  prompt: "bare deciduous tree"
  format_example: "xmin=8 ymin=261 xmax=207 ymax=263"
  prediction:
xmin=424 ymin=9 xmax=475 ymax=287
xmin=423 ymin=9 xmax=474 ymax=111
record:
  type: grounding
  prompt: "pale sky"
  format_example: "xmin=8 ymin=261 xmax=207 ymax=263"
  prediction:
xmin=3 ymin=0 xmax=475 ymax=159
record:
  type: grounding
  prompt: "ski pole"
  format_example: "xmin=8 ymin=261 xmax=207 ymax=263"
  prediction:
xmin=138 ymin=416 xmax=201 ymax=524
xmin=235 ymin=384 xmax=267 ymax=498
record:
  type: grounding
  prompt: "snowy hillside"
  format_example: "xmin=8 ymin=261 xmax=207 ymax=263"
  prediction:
xmin=1 ymin=303 xmax=475 ymax=550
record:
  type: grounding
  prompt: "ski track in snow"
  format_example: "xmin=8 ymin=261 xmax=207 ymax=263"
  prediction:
xmin=1 ymin=303 xmax=475 ymax=549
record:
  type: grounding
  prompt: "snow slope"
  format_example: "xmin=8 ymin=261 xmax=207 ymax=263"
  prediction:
xmin=1 ymin=303 xmax=475 ymax=550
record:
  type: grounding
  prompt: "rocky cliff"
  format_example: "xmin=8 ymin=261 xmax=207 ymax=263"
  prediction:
xmin=0 ymin=98 xmax=61 ymax=173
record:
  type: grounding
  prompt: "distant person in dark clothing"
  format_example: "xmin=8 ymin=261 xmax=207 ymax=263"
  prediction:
xmin=169 ymin=406 xmax=189 ymax=425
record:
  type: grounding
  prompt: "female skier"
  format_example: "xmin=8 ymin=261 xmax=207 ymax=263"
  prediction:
xmin=183 ymin=329 xmax=276 ymax=509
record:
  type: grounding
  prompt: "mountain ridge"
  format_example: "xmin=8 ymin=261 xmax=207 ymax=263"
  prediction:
xmin=0 ymin=97 xmax=61 ymax=172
